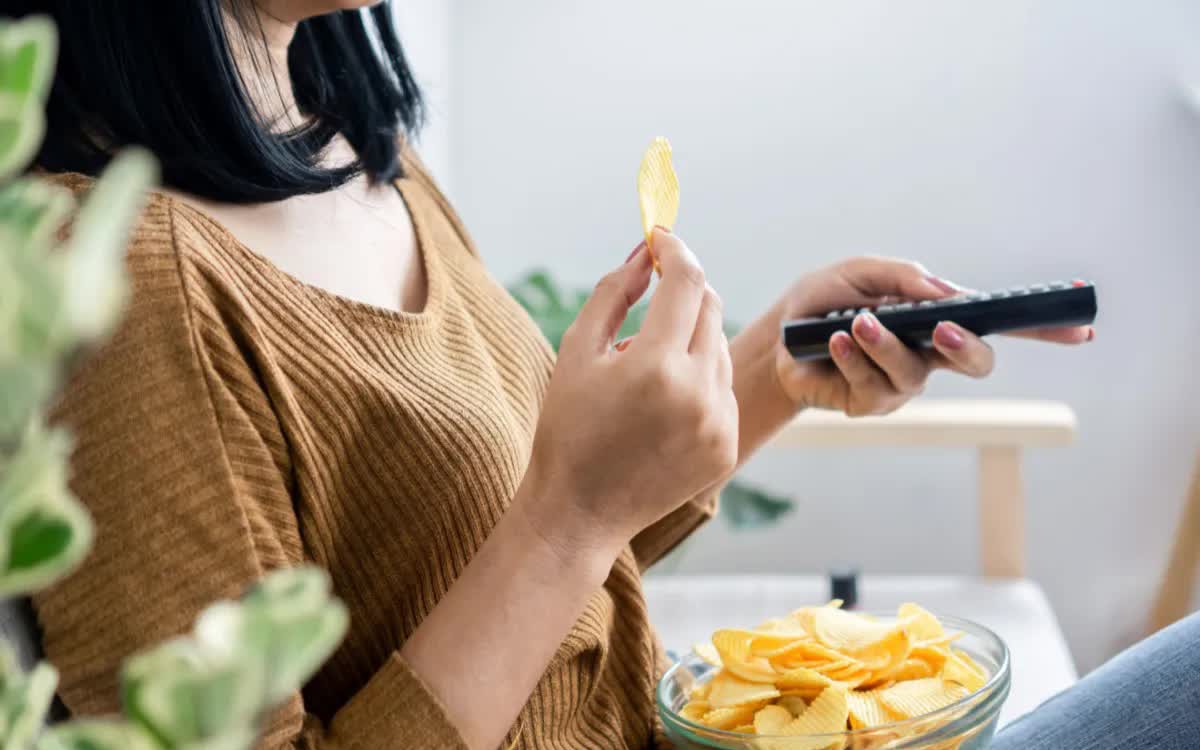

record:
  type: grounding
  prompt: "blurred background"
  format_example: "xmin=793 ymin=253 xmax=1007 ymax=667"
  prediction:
xmin=394 ymin=0 xmax=1200 ymax=674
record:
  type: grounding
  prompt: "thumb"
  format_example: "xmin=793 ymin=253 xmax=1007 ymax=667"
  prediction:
xmin=564 ymin=243 xmax=653 ymax=354
xmin=840 ymin=257 xmax=964 ymax=301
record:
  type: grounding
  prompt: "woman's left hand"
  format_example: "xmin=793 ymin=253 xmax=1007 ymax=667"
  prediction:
xmin=760 ymin=256 xmax=1093 ymax=416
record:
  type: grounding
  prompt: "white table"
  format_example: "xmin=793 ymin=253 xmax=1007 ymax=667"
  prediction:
xmin=643 ymin=574 xmax=1078 ymax=728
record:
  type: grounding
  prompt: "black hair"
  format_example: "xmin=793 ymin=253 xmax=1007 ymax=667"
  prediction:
xmin=5 ymin=1 xmax=423 ymax=203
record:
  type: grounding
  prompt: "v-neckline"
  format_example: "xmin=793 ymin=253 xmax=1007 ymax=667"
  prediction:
xmin=167 ymin=177 xmax=445 ymax=331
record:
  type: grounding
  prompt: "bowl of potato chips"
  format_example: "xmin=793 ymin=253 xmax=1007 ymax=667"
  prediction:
xmin=657 ymin=602 xmax=1011 ymax=750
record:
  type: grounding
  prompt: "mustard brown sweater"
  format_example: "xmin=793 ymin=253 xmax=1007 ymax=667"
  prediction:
xmin=37 ymin=153 xmax=716 ymax=749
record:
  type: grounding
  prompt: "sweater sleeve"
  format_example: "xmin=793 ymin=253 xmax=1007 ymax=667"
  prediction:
xmin=34 ymin=199 xmax=470 ymax=750
xmin=629 ymin=490 xmax=719 ymax=573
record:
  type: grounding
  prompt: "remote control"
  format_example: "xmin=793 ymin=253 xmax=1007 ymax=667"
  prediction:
xmin=783 ymin=280 xmax=1098 ymax=361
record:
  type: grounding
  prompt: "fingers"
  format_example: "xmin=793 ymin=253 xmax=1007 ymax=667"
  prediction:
xmin=689 ymin=287 xmax=731 ymax=384
xmin=837 ymin=256 xmax=962 ymax=301
xmin=1003 ymin=325 xmax=1094 ymax=345
xmin=849 ymin=313 xmax=928 ymax=394
xmin=641 ymin=228 xmax=707 ymax=348
xmin=930 ymin=322 xmax=995 ymax=378
xmin=829 ymin=331 xmax=895 ymax=406
xmin=563 ymin=243 xmax=653 ymax=354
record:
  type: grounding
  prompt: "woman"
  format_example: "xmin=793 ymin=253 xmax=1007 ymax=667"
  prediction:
xmin=17 ymin=2 xmax=1176 ymax=750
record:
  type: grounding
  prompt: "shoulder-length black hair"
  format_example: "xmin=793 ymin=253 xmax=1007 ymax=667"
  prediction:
xmin=6 ymin=0 xmax=423 ymax=203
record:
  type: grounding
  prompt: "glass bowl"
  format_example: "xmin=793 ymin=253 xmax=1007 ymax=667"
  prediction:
xmin=657 ymin=614 xmax=1011 ymax=750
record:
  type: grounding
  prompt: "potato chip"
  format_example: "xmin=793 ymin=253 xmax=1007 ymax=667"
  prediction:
xmin=693 ymin=641 xmax=721 ymax=668
xmin=708 ymin=670 xmax=782 ymax=708
xmin=702 ymin=704 xmax=759 ymax=730
xmin=636 ymin=136 xmax=678 ymax=273
xmin=679 ymin=700 xmax=710 ymax=722
xmin=777 ymin=666 xmax=834 ymax=691
xmin=689 ymin=681 xmax=712 ymax=702
xmin=812 ymin=608 xmax=898 ymax=652
xmin=712 ymin=630 xmax=779 ymax=683
xmin=898 ymin=603 xmax=944 ymax=642
xmin=755 ymin=704 xmax=794 ymax=734
xmin=846 ymin=690 xmax=900 ymax=730
xmin=942 ymin=649 xmax=987 ymax=693
xmin=777 ymin=695 xmax=810 ymax=716
xmin=877 ymin=679 xmax=969 ymax=719
xmin=780 ymin=685 xmax=850 ymax=740
xmin=909 ymin=645 xmax=950 ymax=672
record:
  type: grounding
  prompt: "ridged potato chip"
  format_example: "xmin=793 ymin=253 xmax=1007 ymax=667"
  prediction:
xmin=877 ymin=678 xmax=969 ymax=719
xmin=636 ymin=136 xmax=678 ymax=273
xmin=777 ymin=695 xmax=810 ymax=716
xmin=898 ymin=603 xmax=944 ymax=642
xmin=702 ymin=704 xmax=760 ymax=730
xmin=755 ymin=704 xmax=794 ymax=734
xmin=943 ymin=649 xmax=987 ymax=692
xmin=846 ymin=690 xmax=900 ymax=730
xmin=693 ymin=641 xmax=721 ymax=668
xmin=708 ymin=670 xmax=782 ymax=708
xmin=777 ymin=666 xmax=834 ymax=691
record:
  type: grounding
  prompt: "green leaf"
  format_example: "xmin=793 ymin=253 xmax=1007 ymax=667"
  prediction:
xmin=0 ymin=363 xmax=54 ymax=440
xmin=229 ymin=568 xmax=349 ymax=704
xmin=0 ymin=423 xmax=94 ymax=596
xmin=120 ymin=637 xmax=256 ymax=748
xmin=1 ymin=661 xmax=58 ymax=750
xmin=0 ymin=16 xmax=57 ymax=180
xmin=61 ymin=148 xmax=158 ymax=342
xmin=0 ymin=179 xmax=74 ymax=249
xmin=719 ymin=480 xmax=795 ymax=530
xmin=37 ymin=719 xmax=159 ymax=750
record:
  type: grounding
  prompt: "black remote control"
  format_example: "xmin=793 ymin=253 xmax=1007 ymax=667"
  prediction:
xmin=783 ymin=280 xmax=1098 ymax=361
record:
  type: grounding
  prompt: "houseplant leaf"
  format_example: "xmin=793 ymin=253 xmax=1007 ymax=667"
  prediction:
xmin=0 ymin=16 xmax=57 ymax=180
xmin=0 ymin=423 xmax=93 ymax=596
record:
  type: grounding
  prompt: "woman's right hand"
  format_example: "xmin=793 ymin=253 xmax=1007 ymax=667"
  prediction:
xmin=518 ymin=228 xmax=739 ymax=556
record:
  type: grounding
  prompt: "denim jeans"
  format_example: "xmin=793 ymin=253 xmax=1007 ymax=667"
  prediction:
xmin=992 ymin=610 xmax=1200 ymax=749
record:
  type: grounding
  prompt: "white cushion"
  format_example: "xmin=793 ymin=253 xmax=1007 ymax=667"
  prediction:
xmin=642 ymin=574 xmax=1077 ymax=727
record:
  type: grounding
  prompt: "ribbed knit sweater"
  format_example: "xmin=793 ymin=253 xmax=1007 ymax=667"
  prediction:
xmin=36 ymin=153 xmax=716 ymax=749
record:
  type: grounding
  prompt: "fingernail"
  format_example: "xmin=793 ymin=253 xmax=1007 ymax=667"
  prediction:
xmin=856 ymin=313 xmax=881 ymax=344
xmin=831 ymin=332 xmax=852 ymax=358
xmin=925 ymin=276 xmax=961 ymax=295
xmin=615 ymin=338 xmax=632 ymax=352
xmin=625 ymin=242 xmax=646 ymax=264
xmin=1086 ymin=327 xmax=1095 ymax=342
xmin=934 ymin=321 xmax=965 ymax=350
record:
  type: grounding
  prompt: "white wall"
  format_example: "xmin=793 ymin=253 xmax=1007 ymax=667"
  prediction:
xmin=392 ymin=0 xmax=453 ymax=185
xmin=438 ymin=0 xmax=1200 ymax=672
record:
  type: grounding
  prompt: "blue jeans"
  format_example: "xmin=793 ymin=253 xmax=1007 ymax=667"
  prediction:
xmin=992 ymin=610 xmax=1200 ymax=749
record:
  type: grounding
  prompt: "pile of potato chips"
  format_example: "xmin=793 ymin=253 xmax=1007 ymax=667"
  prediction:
xmin=679 ymin=602 xmax=988 ymax=747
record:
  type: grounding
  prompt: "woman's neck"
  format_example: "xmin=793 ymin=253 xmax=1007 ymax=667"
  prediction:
xmin=227 ymin=7 xmax=301 ymax=131
xmin=228 ymin=7 xmax=358 ymax=168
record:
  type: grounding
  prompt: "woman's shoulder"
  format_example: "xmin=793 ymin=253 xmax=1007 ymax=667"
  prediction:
xmin=42 ymin=170 xmax=258 ymax=342
xmin=44 ymin=170 xmax=247 ymax=282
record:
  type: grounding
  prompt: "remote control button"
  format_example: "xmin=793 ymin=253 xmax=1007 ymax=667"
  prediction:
xmin=876 ymin=304 xmax=895 ymax=313
xmin=1030 ymin=283 xmax=1048 ymax=292
xmin=1009 ymin=287 xmax=1029 ymax=295
xmin=842 ymin=308 xmax=856 ymax=317
xmin=825 ymin=310 xmax=841 ymax=319
xmin=991 ymin=289 xmax=1010 ymax=298
xmin=1072 ymin=279 xmax=1088 ymax=287
xmin=1049 ymin=281 xmax=1068 ymax=290
xmin=892 ymin=302 xmax=913 ymax=311
xmin=918 ymin=300 xmax=936 ymax=308
xmin=858 ymin=307 xmax=872 ymax=315
xmin=938 ymin=296 xmax=967 ymax=306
